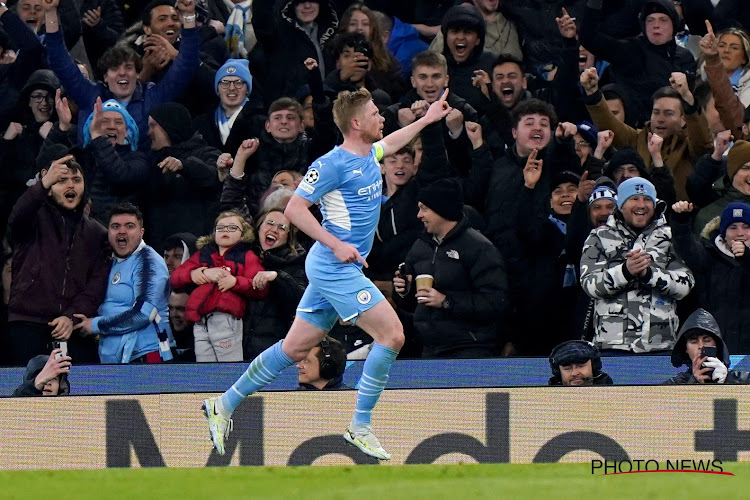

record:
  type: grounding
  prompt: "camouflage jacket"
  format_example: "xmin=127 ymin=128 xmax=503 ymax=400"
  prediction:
xmin=580 ymin=204 xmax=695 ymax=352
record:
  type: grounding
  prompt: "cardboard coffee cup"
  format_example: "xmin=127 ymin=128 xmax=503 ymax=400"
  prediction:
xmin=415 ymin=274 xmax=433 ymax=291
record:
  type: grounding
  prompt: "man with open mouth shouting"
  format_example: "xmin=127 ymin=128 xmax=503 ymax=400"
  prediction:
xmin=6 ymin=148 xmax=110 ymax=367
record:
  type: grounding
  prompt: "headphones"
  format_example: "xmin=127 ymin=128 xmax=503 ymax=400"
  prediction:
xmin=548 ymin=340 xmax=602 ymax=378
xmin=318 ymin=337 xmax=337 ymax=380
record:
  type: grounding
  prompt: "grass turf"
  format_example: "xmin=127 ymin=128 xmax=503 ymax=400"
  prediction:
xmin=1 ymin=462 xmax=747 ymax=499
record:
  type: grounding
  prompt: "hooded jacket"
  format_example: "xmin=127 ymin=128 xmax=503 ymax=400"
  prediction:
xmin=580 ymin=202 xmax=695 ymax=352
xmin=580 ymin=0 xmax=698 ymax=126
xmin=11 ymin=354 xmax=70 ymax=397
xmin=672 ymin=213 xmax=750 ymax=354
xmin=439 ymin=4 xmax=497 ymax=116
xmin=396 ymin=216 xmax=508 ymax=358
xmin=0 ymin=70 xmax=63 ymax=217
xmin=251 ymin=0 xmax=338 ymax=105
xmin=664 ymin=308 xmax=750 ymax=384
xmin=8 ymin=181 xmax=110 ymax=325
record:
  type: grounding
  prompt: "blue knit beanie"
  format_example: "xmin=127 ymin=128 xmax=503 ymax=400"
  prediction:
xmin=617 ymin=177 xmax=657 ymax=210
xmin=214 ymin=59 xmax=253 ymax=95
xmin=82 ymin=100 xmax=139 ymax=151
xmin=720 ymin=202 xmax=750 ymax=238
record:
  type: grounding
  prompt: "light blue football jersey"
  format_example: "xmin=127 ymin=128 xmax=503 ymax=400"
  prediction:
xmin=295 ymin=143 xmax=384 ymax=263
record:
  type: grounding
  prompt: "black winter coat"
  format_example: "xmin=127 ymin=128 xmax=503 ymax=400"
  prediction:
xmin=0 ymin=9 xmax=45 ymax=126
xmin=193 ymin=100 xmax=266 ymax=155
xmin=580 ymin=0 xmax=697 ymax=126
xmin=484 ymin=140 xmax=581 ymax=268
xmin=243 ymin=245 xmax=307 ymax=359
xmin=514 ymin=187 xmax=581 ymax=354
xmin=397 ymin=217 xmax=507 ymax=358
xmin=504 ymin=0 xmax=585 ymax=74
xmin=144 ymin=133 xmax=222 ymax=253
xmin=251 ymin=0 xmax=338 ymax=105
xmin=672 ymin=213 xmax=750 ymax=354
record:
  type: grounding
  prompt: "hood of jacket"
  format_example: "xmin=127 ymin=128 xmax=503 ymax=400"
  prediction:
xmin=440 ymin=4 xmax=486 ymax=66
xmin=671 ymin=308 xmax=730 ymax=367
xmin=604 ymin=148 xmax=651 ymax=181
xmin=639 ymin=0 xmax=680 ymax=43
xmin=20 ymin=69 xmax=61 ymax=103
xmin=280 ymin=0 xmax=338 ymax=47
xmin=22 ymin=355 xmax=70 ymax=395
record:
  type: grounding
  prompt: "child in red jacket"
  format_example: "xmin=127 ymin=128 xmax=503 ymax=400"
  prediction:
xmin=171 ymin=210 xmax=268 ymax=362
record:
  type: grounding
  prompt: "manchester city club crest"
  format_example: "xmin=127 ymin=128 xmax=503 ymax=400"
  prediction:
xmin=227 ymin=66 xmax=236 ymax=73
xmin=356 ymin=289 xmax=372 ymax=304
xmin=111 ymin=272 xmax=121 ymax=285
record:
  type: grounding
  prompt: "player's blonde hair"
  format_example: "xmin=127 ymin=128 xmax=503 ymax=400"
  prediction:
xmin=333 ymin=88 xmax=373 ymax=135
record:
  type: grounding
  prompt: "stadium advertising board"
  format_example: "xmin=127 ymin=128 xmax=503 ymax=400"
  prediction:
xmin=1 ymin=387 xmax=748 ymax=469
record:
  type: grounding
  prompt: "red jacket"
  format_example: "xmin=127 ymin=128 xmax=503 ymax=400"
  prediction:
xmin=170 ymin=242 xmax=268 ymax=322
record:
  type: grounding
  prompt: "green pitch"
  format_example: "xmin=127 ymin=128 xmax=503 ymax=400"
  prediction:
xmin=2 ymin=462 xmax=747 ymax=500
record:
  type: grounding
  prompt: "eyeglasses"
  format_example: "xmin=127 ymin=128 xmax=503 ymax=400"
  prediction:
xmin=218 ymin=80 xmax=247 ymax=89
xmin=264 ymin=219 xmax=289 ymax=232
xmin=216 ymin=225 xmax=241 ymax=233
xmin=575 ymin=141 xmax=591 ymax=149
xmin=29 ymin=93 xmax=52 ymax=103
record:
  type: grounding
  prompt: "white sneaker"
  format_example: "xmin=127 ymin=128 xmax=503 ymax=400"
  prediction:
xmin=344 ymin=425 xmax=391 ymax=460
xmin=202 ymin=398 xmax=233 ymax=456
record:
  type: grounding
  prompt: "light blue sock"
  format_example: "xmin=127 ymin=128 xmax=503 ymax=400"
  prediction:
xmin=219 ymin=340 xmax=294 ymax=414
xmin=352 ymin=343 xmax=399 ymax=428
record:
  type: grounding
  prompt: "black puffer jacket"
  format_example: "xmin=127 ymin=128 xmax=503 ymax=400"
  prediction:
xmin=251 ymin=0 xmax=338 ymax=105
xmin=396 ymin=217 xmax=508 ymax=358
xmin=144 ymin=133 xmax=222 ymax=253
xmin=580 ymin=0 xmax=697 ymax=126
xmin=243 ymin=245 xmax=307 ymax=359
xmin=672 ymin=213 xmax=750 ymax=355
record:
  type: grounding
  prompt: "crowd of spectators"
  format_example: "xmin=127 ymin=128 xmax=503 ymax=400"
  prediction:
xmin=1 ymin=0 xmax=750 ymax=388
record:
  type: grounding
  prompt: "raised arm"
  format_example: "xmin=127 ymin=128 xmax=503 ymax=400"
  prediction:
xmin=379 ymin=89 xmax=452 ymax=158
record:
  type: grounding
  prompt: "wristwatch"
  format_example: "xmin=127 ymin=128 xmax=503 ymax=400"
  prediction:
xmin=441 ymin=297 xmax=451 ymax=310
